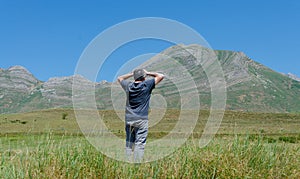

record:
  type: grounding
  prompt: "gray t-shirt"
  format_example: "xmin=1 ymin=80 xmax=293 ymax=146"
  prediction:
xmin=121 ymin=79 xmax=155 ymax=124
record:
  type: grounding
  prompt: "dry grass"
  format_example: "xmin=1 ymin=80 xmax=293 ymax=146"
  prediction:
xmin=1 ymin=109 xmax=299 ymax=136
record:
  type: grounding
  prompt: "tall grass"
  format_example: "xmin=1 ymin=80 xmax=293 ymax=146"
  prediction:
xmin=1 ymin=133 xmax=299 ymax=178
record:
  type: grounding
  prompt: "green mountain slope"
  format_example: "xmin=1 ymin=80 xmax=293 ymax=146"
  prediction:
xmin=138 ymin=44 xmax=300 ymax=112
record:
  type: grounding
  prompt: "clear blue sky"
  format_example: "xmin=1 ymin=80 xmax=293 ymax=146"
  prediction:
xmin=0 ymin=0 xmax=299 ymax=82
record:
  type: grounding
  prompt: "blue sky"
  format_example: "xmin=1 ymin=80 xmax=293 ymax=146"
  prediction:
xmin=0 ymin=0 xmax=299 ymax=82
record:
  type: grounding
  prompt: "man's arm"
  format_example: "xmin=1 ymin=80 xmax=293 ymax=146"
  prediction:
xmin=117 ymin=72 xmax=133 ymax=84
xmin=145 ymin=70 xmax=164 ymax=85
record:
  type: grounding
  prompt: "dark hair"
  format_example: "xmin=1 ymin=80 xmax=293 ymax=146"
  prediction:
xmin=135 ymin=76 xmax=145 ymax=81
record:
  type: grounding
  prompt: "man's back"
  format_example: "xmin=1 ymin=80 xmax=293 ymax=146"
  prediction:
xmin=121 ymin=78 xmax=155 ymax=122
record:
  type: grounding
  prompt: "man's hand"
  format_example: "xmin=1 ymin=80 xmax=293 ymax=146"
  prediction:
xmin=144 ymin=70 xmax=164 ymax=85
xmin=117 ymin=72 xmax=133 ymax=83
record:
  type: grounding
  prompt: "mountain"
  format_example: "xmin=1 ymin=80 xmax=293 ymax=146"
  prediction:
xmin=286 ymin=73 xmax=300 ymax=82
xmin=138 ymin=44 xmax=300 ymax=112
xmin=0 ymin=67 xmax=96 ymax=113
xmin=0 ymin=66 xmax=40 ymax=113
xmin=1 ymin=44 xmax=300 ymax=113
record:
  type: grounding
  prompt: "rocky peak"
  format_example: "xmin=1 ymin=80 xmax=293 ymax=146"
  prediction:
xmin=286 ymin=73 xmax=300 ymax=82
xmin=0 ymin=65 xmax=38 ymax=92
xmin=148 ymin=44 xmax=251 ymax=87
xmin=7 ymin=65 xmax=38 ymax=83
xmin=44 ymin=75 xmax=94 ymax=88
xmin=8 ymin=65 xmax=31 ymax=73
xmin=0 ymin=66 xmax=41 ymax=113
xmin=41 ymin=74 xmax=95 ymax=100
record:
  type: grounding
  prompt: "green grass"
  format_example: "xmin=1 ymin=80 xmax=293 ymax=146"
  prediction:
xmin=0 ymin=109 xmax=300 ymax=178
xmin=1 ymin=134 xmax=299 ymax=178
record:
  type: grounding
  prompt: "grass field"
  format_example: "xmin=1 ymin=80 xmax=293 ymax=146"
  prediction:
xmin=1 ymin=109 xmax=300 ymax=178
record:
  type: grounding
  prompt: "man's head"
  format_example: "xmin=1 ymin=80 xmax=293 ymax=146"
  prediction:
xmin=133 ymin=69 xmax=146 ymax=81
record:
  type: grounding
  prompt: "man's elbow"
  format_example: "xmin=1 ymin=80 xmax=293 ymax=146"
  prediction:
xmin=117 ymin=77 xmax=123 ymax=83
xmin=159 ymin=74 xmax=165 ymax=81
xmin=155 ymin=74 xmax=164 ymax=84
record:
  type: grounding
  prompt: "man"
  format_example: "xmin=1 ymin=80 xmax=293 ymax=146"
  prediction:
xmin=118 ymin=69 xmax=164 ymax=162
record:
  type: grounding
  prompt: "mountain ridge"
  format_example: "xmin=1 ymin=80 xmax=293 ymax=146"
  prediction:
xmin=286 ymin=73 xmax=300 ymax=82
xmin=1 ymin=45 xmax=299 ymax=113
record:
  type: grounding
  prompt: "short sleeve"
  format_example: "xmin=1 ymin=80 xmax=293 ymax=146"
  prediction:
xmin=146 ymin=78 xmax=155 ymax=91
xmin=120 ymin=80 xmax=129 ymax=91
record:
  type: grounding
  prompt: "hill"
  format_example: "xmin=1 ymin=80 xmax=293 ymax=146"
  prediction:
xmin=0 ymin=44 xmax=299 ymax=113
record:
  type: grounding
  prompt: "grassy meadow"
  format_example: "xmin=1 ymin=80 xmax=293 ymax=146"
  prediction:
xmin=1 ymin=109 xmax=300 ymax=178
